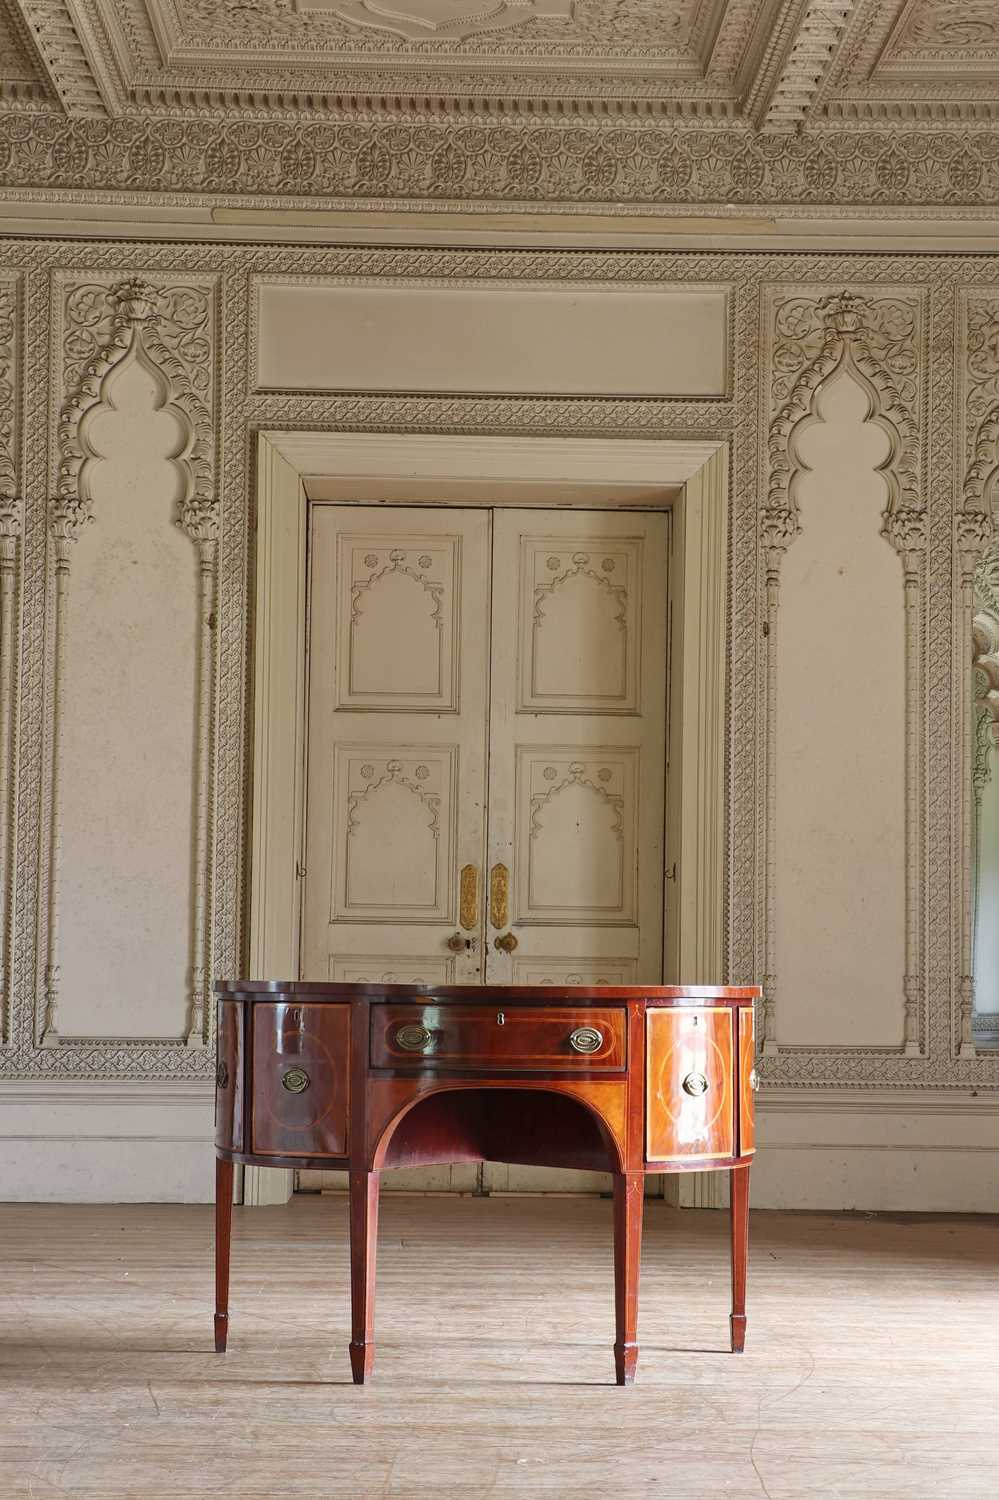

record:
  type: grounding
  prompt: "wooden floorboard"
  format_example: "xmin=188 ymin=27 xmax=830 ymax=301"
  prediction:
xmin=0 ymin=1196 xmax=996 ymax=1499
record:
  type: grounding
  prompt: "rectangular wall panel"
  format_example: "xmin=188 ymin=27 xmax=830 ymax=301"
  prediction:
xmin=253 ymin=278 xmax=729 ymax=397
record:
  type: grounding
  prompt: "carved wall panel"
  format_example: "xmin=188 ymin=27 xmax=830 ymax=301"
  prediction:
xmin=331 ymin=746 xmax=458 ymax=922
xmin=0 ymin=269 xmax=21 ymax=1047
xmin=957 ymin=291 xmax=999 ymax=1054
xmin=41 ymin=271 xmax=219 ymax=1055
xmin=760 ymin=285 xmax=926 ymax=1060
xmin=0 ymin=237 xmax=995 ymax=1106
xmin=519 ymin=537 xmax=640 ymax=713
xmin=515 ymin=748 xmax=637 ymax=924
xmin=775 ymin=367 xmax=906 ymax=1049
xmin=336 ymin=534 xmax=460 ymax=712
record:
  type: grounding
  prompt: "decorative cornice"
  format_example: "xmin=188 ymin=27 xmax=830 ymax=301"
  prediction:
xmin=759 ymin=0 xmax=855 ymax=130
xmin=15 ymin=0 xmax=109 ymax=116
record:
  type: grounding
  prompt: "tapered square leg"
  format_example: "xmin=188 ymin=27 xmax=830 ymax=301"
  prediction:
xmin=214 ymin=1156 xmax=234 ymax=1353
xmin=613 ymin=1171 xmax=644 ymax=1386
xmin=730 ymin=1163 xmax=750 ymax=1353
xmin=349 ymin=1168 xmax=380 ymax=1384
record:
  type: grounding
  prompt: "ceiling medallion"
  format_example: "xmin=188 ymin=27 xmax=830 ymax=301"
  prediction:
xmin=299 ymin=0 xmax=572 ymax=42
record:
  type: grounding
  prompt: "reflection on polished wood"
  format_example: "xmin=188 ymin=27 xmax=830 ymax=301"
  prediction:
xmin=217 ymin=981 xmax=758 ymax=1385
xmin=1 ymin=1197 xmax=995 ymax=1500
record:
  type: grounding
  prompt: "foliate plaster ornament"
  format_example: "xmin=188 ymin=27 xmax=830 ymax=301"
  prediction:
xmin=762 ymin=285 xmax=925 ymax=1058
xmin=0 ymin=273 xmax=19 ymax=1047
xmin=43 ymin=275 xmax=218 ymax=1051
xmin=9 ymin=115 xmax=999 ymax=206
xmin=1 ymin=237 xmax=998 ymax=1098
xmin=303 ymin=0 xmax=572 ymax=42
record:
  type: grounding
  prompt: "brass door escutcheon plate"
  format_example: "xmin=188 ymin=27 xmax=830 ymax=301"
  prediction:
xmin=489 ymin=863 xmax=509 ymax=931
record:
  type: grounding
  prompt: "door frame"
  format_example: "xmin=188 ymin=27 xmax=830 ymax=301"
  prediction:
xmin=243 ymin=431 xmax=729 ymax=1206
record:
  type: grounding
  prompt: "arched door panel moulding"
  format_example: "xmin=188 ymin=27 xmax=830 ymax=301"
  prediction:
xmin=42 ymin=277 xmax=219 ymax=1051
xmin=761 ymin=286 xmax=927 ymax=1059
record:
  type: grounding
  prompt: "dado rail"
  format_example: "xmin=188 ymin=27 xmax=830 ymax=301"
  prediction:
xmin=213 ymin=982 xmax=760 ymax=1385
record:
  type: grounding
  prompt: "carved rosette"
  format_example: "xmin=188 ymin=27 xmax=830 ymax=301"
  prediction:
xmin=763 ymin=286 xmax=924 ymax=1057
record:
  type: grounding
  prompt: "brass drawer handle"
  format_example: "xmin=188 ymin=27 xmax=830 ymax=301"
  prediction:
xmin=395 ymin=1022 xmax=434 ymax=1052
xmin=569 ymin=1026 xmax=604 ymax=1054
xmin=682 ymin=1070 xmax=709 ymax=1097
xmin=749 ymin=1068 xmax=760 ymax=1092
xmin=281 ymin=1067 xmax=310 ymax=1094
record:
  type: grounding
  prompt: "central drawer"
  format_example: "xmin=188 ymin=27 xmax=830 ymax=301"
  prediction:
xmin=371 ymin=1003 xmax=627 ymax=1071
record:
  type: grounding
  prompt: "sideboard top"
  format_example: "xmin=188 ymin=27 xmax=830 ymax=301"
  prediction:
xmin=215 ymin=980 xmax=760 ymax=1002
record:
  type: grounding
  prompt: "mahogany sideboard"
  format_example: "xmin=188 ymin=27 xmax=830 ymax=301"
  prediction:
xmin=214 ymin=981 xmax=760 ymax=1386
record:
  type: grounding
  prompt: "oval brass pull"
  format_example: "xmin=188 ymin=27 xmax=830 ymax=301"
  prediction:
xmin=215 ymin=1060 xmax=229 ymax=1090
xmin=281 ymin=1066 xmax=310 ymax=1094
xmin=493 ymin=931 xmax=518 ymax=953
xmin=395 ymin=1022 xmax=434 ymax=1052
xmin=749 ymin=1067 xmax=760 ymax=1092
xmin=569 ymin=1026 xmax=604 ymax=1054
xmin=682 ymin=1070 xmax=709 ymax=1097
xmin=446 ymin=931 xmax=470 ymax=953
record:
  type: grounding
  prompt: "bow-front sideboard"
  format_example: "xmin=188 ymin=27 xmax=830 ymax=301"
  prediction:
xmin=213 ymin=981 xmax=760 ymax=1385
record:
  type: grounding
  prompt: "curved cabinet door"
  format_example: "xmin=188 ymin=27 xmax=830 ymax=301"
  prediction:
xmin=645 ymin=1006 xmax=734 ymax=1164
xmin=250 ymin=1003 xmax=350 ymax=1158
xmin=215 ymin=1000 xmax=244 ymax=1152
xmin=738 ymin=1004 xmax=756 ymax=1157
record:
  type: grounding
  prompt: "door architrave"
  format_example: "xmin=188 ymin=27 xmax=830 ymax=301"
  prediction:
xmin=244 ymin=431 xmax=729 ymax=1207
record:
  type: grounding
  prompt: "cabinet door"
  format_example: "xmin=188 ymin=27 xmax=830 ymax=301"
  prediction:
xmin=250 ymin=1003 xmax=350 ymax=1158
xmin=215 ymin=1000 xmax=244 ymax=1153
xmin=738 ymin=1004 xmax=756 ymax=1156
xmin=485 ymin=510 xmax=667 ymax=988
xmin=646 ymin=1007 xmax=734 ymax=1163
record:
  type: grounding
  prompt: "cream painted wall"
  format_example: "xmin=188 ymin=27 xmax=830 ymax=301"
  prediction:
xmin=776 ymin=371 xmax=906 ymax=1048
xmin=0 ymin=240 xmax=996 ymax=1207
xmin=59 ymin=357 xmax=198 ymax=1040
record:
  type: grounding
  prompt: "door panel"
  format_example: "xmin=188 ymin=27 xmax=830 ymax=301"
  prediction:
xmin=485 ymin=511 xmax=668 ymax=985
xmin=303 ymin=508 xmax=490 ymax=984
xmin=645 ymin=1007 xmax=734 ymax=1164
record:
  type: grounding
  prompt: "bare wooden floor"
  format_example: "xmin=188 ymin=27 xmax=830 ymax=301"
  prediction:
xmin=0 ymin=1196 xmax=996 ymax=1499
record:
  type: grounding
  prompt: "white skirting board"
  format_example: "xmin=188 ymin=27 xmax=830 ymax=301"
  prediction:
xmin=2 ymin=1085 xmax=997 ymax=1210
xmin=751 ymin=1092 xmax=999 ymax=1213
xmin=0 ymin=1082 xmax=215 ymax=1203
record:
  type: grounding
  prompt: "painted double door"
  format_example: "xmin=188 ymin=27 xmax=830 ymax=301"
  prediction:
xmin=302 ymin=506 xmax=668 ymax=990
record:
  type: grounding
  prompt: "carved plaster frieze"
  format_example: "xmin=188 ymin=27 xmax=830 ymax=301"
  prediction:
xmin=6 ymin=115 xmax=999 ymax=206
xmin=41 ymin=273 xmax=218 ymax=1055
xmin=0 ymin=238 xmax=997 ymax=1096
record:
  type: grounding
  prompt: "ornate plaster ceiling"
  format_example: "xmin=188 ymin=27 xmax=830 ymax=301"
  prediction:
xmin=4 ymin=0 xmax=998 ymax=117
xmin=2 ymin=0 xmax=999 ymax=209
